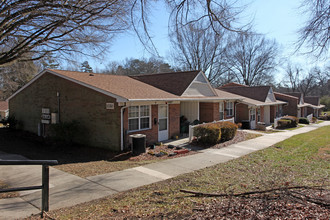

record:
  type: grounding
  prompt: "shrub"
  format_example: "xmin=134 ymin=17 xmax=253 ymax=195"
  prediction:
xmin=1 ymin=115 xmax=18 ymax=129
xmin=299 ymin=117 xmax=310 ymax=124
xmin=312 ymin=117 xmax=317 ymax=123
xmin=280 ymin=116 xmax=298 ymax=127
xmin=194 ymin=124 xmax=221 ymax=145
xmin=277 ymin=119 xmax=292 ymax=128
xmin=216 ymin=121 xmax=238 ymax=141
xmin=236 ymin=123 xmax=242 ymax=129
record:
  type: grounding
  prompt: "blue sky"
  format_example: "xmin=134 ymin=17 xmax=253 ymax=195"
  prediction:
xmin=85 ymin=0 xmax=325 ymax=76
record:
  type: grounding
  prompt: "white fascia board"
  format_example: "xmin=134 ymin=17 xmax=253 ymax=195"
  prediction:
xmin=7 ymin=69 xmax=128 ymax=103
xmin=181 ymin=71 xmax=217 ymax=97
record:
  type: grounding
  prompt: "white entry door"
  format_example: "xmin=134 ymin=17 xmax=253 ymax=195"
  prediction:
xmin=250 ymin=108 xmax=256 ymax=129
xmin=158 ymin=105 xmax=168 ymax=141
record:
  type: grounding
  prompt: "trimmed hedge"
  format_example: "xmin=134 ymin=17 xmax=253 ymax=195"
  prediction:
xmin=277 ymin=119 xmax=293 ymax=128
xmin=194 ymin=121 xmax=238 ymax=145
xmin=216 ymin=121 xmax=238 ymax=141
xmin=194 ymin=124 xmax=221 ymax=145
xmin=299 ymin=117 xmax=310 ymax=124
xmin=280 ymin=116 xmax=298 ymax=127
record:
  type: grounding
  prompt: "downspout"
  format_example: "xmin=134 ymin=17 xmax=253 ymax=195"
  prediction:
xmin=120 ymin=104 xmax=128 ymax=151
xmin=234 ymin=101 xmax=239 ymax=123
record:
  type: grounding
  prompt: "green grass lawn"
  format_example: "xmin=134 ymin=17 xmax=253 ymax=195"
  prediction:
xmin=29 ymin=126 xmax=330 ymax=219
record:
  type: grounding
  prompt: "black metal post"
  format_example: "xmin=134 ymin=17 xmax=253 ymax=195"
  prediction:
xmin=41 ymin=165 xmax=49 ymax=217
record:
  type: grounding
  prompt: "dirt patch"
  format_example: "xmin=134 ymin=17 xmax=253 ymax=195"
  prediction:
xmin=0 ymin=180 xmax=19 ymax=199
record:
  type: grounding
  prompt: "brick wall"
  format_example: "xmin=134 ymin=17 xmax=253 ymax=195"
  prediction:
xmin=169 ymin=104 xmax=180 ymax=138
xmin=270 ymin=106 xmax=275 ymax=123
xmin=235 ymin=103 xmax=249 ymax=122
xmin=9 ymin=73 xmax=121 ymax=150
xmin=124 ymin=104 xmax=180 ymax=147
xmin=124 ymin=105 xmax=158 ymax=147
xmin=275 ymin=93 xmax=298 ymax=117
xmin=199 ymin=102 xmax=219 ymax=122
xmin=260 ymin=106 xmax=264 ymax=122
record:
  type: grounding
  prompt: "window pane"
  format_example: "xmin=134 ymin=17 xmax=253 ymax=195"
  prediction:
xmin=219 ymin=102 xmax=224 ymax=112
xmin=128 ymin=118 xmax=138 ymax=131
xmin=128 ymin=106 xmax=139 ymax=118
xmin=140 ymin=117 xmax=150 ymax=129
xmin=159 ymin=105 xmax=167 ymax=118
xmin=159 ymin=118 xmax=167 ymax=131
xmin=140 ymin=105 xmax=150 ymax=117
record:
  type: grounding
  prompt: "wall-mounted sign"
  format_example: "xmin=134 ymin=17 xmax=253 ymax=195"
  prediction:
xmin=41 ymin=108 xmax=50 ymax=124
xmin=41 ymin=114 xmax=51 ymax=120
xmin=41 ymin=119 xmax=50 ymax=124
xmin=42 ymin=108 xmax=50 ymax=114
xmin=106 ymin=103 xmax=114 ymax=110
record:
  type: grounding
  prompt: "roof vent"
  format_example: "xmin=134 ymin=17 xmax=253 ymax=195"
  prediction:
xmin=89 ymin=73 xmax=94 ymax=76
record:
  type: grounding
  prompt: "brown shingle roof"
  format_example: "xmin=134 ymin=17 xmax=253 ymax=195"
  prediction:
xmin=130 ymin=71 xmax=200 ymax=96
xmin=283 ymin=92 xmax=302 ymax=99
xmin=48 ymin=69 xmax=179 ymax=100
xmin=0 ymin=101 xmax=8 ymax=111
xmin=274 ymin=92 xmax=299 ymax=100
xmin=221 ymin=82 xmax=248 ymax=88
xmin=219 ymin=86 xmax=271 ymax=102
xmin=304 ymin=96 xmax=320 ymax=106
xmin=214 ymin=89 xmax=244 ymax=100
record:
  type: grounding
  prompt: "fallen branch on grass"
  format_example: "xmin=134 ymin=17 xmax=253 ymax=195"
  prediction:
xmin=180 ymin=186 xmax=325 ymax=197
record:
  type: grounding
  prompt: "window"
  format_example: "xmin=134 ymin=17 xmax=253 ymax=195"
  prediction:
xmin=219 ymin=102 xmax=224 ymax=120
xmin=257 ymin=108 xmax=261 ymax=122
xmin=250 ymin=109 xmax=256 ymax=121
xmin=226 ymin=102 xmax=233 ymax=116
xmin=128 ymin=105 xmax=150 ymax=131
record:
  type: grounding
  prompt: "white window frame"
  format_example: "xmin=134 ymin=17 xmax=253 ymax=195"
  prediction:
xmin=257 ymin=108 xmax=261 ymax=122
xmin=226 ymin=102 xmax=233 ymax=117
xmin=219 ymin=102 xmax=224 ymax=120
xmin=128 ymin=105 xmax=151 ymax=132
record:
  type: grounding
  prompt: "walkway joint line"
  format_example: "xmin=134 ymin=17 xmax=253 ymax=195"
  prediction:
xmin=132 ymin=167 xmax=173 ymax=180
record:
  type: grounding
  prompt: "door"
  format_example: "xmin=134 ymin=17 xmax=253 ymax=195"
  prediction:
xmin=249 ymin=108 xmax=256 ymax=129
xmin=158 ymin=105 xmax=168 ymax=141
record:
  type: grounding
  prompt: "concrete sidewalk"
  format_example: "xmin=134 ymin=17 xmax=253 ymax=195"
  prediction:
xmin=1 ymin=121 xmax=329 ymax=219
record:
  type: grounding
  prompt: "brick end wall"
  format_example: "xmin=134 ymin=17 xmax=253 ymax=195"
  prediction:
xmin=235 ymin=103 xmax=249 ymax=122
xmin=199 ymin=102 xmax=219 ymax=122
xmin=169 ymin=104 xmax=180 ymax=139
xmin=9 ymin=73 xmax=121 ymax=151
xmin=275 ymin=93 xmax=298 ymax=117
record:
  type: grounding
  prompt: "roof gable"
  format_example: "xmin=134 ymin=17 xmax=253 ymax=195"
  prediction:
xmin=283 ymin=92 xmax=304 ymax=104
xmin=265 ymin=87 xmax=276 ymax=102
xmin=182 ymin=71 xmax=217 ymax=97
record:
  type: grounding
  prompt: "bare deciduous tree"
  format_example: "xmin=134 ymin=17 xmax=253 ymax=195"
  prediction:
xmin=0 ymin=0 xmax=131 ymax=66
xmin=223 ymin=33 xmax=279 ymax=86
xmin=0 ymin=58 xmax=38 ymax=98
xmin=283 ymin=63 xmax=303 ymax=92
xmin=170 ymin=21 xmax=229 ymax=85
xmin=1 ymin=0 xmax=251 ymax=67
xmin=296 ymin=0 xmax=330 ymax=58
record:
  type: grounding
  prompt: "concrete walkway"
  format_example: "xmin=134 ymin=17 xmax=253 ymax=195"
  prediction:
xmin=0 ymin=121 xmax=329 ymax=219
